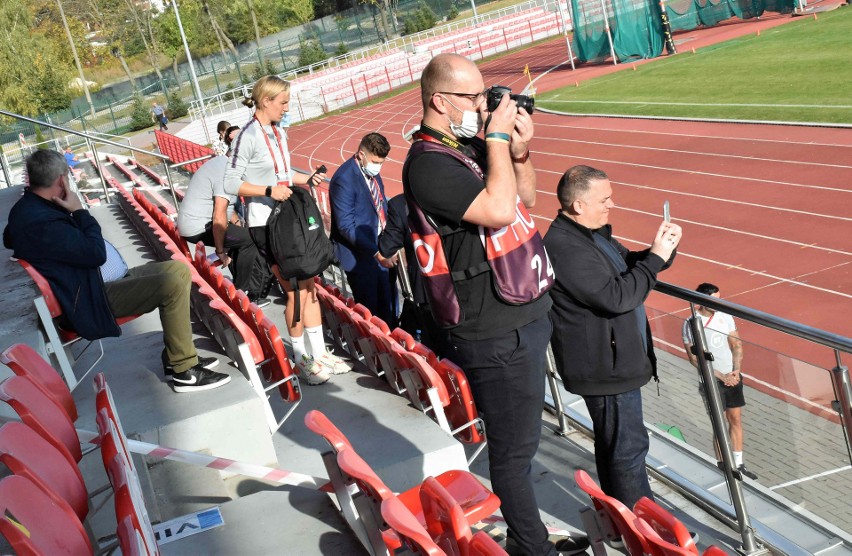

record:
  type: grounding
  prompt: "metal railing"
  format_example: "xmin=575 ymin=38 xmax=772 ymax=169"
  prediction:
xmin=0 ymin=110 xmax=179 ymax=207
xmin=545 ymin=281 xmax=851 ymax=554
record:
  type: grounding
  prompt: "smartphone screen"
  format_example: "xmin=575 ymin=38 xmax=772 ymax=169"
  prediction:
xmin=663 ymin=201 xmax=670 ymax=223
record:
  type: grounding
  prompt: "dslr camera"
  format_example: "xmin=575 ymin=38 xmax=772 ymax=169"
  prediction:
xmin=486 ymin=85 xmax=535 ymax=114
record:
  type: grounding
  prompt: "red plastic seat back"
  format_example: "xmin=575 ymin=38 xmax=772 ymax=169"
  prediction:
xmin=574 ymin=469 xmax=650 ymax=555
xmin=380 ymin=496 xmax=445 ymax=555
xmin=434 ymin=358 xmax=484 ymax=444
xmin=0 ymin=376 xmax=81 ymax=465
xmin=304 ymin=410 xmax=353 ymax=453
xmin=1 ymin=343 xmax=77 ymax=421
xmin=469 ymin=531 xmax=508 ymax=555
xmin=420 ymin=476 xmax=472 ymax=556
xmin=634 ymin=497 xmax=698 ymax=554
xmin=0 ymin=474 xmax=92 ymax=556
xmin=635 ymin=517 xmax=695 ymax=556
xmin=17 ymin=259 xmax=63 ymax=318
xmin=0 ymin=422 xmax=88 ymax=520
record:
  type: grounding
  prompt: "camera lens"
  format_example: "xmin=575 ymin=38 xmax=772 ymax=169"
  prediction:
xmin=486 ymin=85 xmax=535 ymax=114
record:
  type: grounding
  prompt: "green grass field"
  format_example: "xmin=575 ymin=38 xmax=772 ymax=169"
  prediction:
xmin=536 ymin=8 xmax=852 ymax=124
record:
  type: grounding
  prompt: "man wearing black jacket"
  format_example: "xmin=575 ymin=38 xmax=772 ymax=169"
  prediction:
xmin=544 ymin=165 xmax=682 ymax=510
xmin=4 ymin=150 xmax=230 ymax=393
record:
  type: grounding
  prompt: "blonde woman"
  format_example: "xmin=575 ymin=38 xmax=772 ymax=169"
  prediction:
xmin=223 ymin=75 xmax=347 ymax=384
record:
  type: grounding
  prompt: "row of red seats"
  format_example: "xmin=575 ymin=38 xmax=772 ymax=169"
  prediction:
xmin=0 ymin=343 xmax=156 ymax=554
xmin=154 ymin=130 xmax=213 ymax=174
xmin=115 ymin=181 xmax=299 ymax=433
xmin=314 ymin=281 xmax=486 ymax=462
xmin=305 ymin=409 xmax=507 ymax=555
xmin=575 ymin=469 xmax=730 ymax=555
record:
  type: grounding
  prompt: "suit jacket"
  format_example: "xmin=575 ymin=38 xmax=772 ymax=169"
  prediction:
xmin=329 ymin=156 xmax=389 ymax=273
xmin=3 ymin=190 xmax=120 ymax=340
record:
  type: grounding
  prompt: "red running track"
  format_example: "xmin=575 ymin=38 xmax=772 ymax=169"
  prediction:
xmin=285 ymin=33 xmax=852 ymax=412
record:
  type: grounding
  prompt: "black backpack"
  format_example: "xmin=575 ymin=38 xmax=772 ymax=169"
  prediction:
xmin=267 ymin=186 xmax=335 ymax=322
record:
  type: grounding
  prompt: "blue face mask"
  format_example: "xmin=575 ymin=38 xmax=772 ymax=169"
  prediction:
xmin=279 ymin=112 xmax=291 ymax=128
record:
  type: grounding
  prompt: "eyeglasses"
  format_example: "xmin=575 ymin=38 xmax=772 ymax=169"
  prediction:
xmin=436 ymin=90 xmax=488 ymax=103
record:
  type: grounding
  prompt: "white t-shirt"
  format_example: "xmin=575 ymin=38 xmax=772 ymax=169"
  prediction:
xmin=682 ymin=311 xmax=737 ymax=373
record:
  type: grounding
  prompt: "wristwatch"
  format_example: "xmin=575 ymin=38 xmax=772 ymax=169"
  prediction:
xmin=265 ymin=186 xmax=273 ymax=197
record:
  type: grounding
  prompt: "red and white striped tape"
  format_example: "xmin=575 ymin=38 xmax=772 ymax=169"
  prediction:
xmin=76 ymin=428 xmax=573 ymax=537
xmin=77 ymin=428 xmax=331 ymax=491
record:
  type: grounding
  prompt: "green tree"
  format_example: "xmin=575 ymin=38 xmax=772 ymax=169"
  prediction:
xmin=0 ymin=0 xmax=73 ymax=115
xmin=402 ymin=3 xmax=436 ymax=35
xmin=166 ymin=90 xmax=188 ymax=120
xmin=129 ymin=95 xmax=153 ymax=131
xmin=298 ymin=39 xmax=328 ymax=67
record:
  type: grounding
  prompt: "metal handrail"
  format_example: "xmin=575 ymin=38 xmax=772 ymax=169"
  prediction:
xmin=0 ymin=109 xmax=178 ymax=206
xmin=655 ymin=281 xmax=851 ymax=354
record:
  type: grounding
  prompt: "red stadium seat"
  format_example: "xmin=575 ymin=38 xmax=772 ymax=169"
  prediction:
xmin=0 ymin=375 xmax=81 ymax=466
xmin=381 ymin=495 xmax=445 ymax=555
xmin=0 ymin=422 xmax=88 ymax=520
xmin=575 ymin=469 xmax=651 ymax=555
xmin=634 ymin=497 xmax=698 ymax=554
xmin=469 ymin=531 xmax=509 ymax=555
xmin=16 ymin=259 xmax=139 ymax=390
xmin=420 ymin=475 xmax=474 ymax=555
xmin=1 ymin=342 xmax=77 ymax=421
xmin=0 ymin=475 xmax=93 ymax=556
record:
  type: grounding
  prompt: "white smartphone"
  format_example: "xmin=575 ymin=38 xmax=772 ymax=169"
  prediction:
xmin=663 ymin=200 xmax=670 ymax=223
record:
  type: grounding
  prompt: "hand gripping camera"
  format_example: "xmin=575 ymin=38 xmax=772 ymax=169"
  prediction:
xmin=486 ymin=85 xmax=535 ymax=114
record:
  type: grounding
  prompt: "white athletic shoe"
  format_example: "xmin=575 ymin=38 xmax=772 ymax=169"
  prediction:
xmin=296 ymin=355 xmax=330 ymax=385
xmin=316 ymin=349 xmax=351 ymax=375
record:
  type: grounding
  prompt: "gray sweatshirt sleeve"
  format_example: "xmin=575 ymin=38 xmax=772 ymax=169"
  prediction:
xmin=223 ymin=130 xmax=253 ymax=195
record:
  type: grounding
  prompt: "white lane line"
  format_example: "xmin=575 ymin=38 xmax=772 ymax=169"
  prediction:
xmin=543 ymin=100 xmax=852 ymax=109
xmin=535 ymin=183 xmax=852 ymax=226
xmin=535 ymin=120 xmax=852 ymax=149
xmin=529 ymin=212 xmax=852 ymax=300
xmin=770 ymin=465 xmax=852 ymax=490
xmin=617 ymin=206 xmax=852 ymax=255
xmin=533 ymin=150 xmax=851 ymax=194
xmin=536 ymin=136 xmax=852 ymax=170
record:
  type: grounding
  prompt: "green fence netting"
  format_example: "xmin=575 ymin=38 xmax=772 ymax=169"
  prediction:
xmin=664 ymin=0 xmax=794 ymax=32
xmin=571 ymin=0 xmax=664 ymax=63
xmin=570 ymin=0 xmax=615 ymax=62
xmin=612 ymin=0 xmax=665 ymax=60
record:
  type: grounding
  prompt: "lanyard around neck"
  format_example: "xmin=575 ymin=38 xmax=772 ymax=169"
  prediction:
xmin=416 ymin=124 xmax=464 ymax=152
xmin=255 ymin=115 xmax=288 ymax=179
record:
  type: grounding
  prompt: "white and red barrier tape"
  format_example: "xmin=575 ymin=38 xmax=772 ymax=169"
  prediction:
xmin=75 ymin=428 xmax=573 ymax=537
xmin=77 ymin=428 xmax=331 ymax=491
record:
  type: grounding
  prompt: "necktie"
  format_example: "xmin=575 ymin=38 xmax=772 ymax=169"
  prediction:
xmin=367 ymin=176 xmax=386 ymax=229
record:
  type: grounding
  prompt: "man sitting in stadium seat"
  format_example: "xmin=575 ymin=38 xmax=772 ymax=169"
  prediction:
xmin=4 ymin=150 xmax=231 ymax=393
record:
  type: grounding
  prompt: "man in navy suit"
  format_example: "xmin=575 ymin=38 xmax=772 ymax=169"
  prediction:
xmin=329 ymin=133 xmax=398 ymax=324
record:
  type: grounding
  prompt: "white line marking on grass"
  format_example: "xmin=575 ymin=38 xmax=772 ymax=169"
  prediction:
xmin=538 ymin=136 xmax=852 ymax=170
xmin=770 ymin=466 xmax=852 ymax=491
xmin=533 ymin=149 xmax=852 ymax=194
xmin=536 ymin=120 xmax=852 ymax=149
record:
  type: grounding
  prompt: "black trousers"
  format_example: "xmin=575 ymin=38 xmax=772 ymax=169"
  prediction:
xmin=183 ymin=222 xmax=261 ymax=294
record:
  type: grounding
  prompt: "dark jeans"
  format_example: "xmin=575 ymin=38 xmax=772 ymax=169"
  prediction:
xmin=345 ymin=263 xmax=398 ymax=326
xmin=449 ymin=314 xmax=555 ymax=556
xmin=183 ymin=223 xmax=260 ymax=294
xmin=583 ymin=388 xmax=654 ymax=510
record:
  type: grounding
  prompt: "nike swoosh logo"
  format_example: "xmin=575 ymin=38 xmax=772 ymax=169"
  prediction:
xmin=173 ymin=375 xmax=198 ymax=384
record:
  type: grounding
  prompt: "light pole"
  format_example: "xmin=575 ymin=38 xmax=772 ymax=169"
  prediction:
xmin=170 ymin=0 xmax=211 ymax=144
xmin=56 ymin=0 xmax=96 ymax=118
xmin=469 ymin=0 xmax=479 ymax=25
